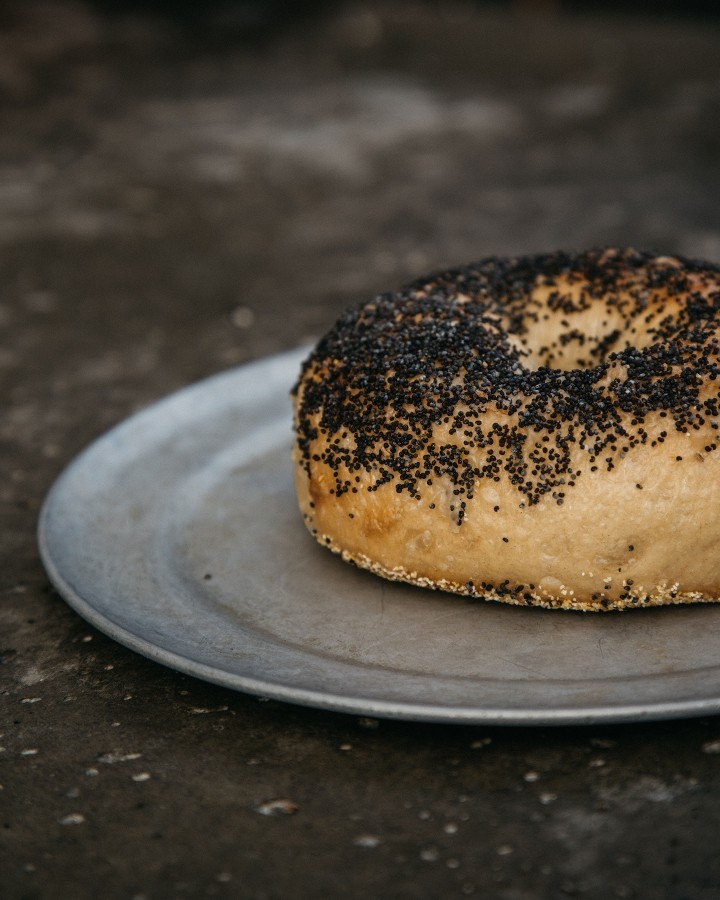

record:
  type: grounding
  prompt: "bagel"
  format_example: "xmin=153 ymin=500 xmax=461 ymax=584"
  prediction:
xmin=292 ymin=248 xmax=720 ymax=611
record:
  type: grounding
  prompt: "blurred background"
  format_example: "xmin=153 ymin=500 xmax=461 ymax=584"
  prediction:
xmin=3 ymin=0 xmax=720 ymax=397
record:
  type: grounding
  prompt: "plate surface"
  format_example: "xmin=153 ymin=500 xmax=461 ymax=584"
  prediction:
xmin=38 ymin=348 xmax=720 ymax=724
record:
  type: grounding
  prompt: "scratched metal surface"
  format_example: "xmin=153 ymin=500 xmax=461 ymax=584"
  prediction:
xmin=38 ymin=349 xmax=720 ymax=724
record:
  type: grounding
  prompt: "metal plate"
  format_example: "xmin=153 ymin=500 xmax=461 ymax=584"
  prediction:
xmin=38 ymin=348 xmax=720 ymax=724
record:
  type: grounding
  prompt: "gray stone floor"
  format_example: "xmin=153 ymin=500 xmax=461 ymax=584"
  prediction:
xmin=3 ymin=2 xmax=720 ymax=897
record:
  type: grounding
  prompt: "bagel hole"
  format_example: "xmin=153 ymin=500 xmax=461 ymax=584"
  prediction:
xmin=505 ymin=282 xmax=660 ymax=372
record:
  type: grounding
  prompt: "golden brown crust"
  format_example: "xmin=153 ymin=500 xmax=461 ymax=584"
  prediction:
xmin=292 ymin=248 xmax=720 ymax=611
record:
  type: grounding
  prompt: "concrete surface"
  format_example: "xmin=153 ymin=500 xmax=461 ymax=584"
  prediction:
xmin=3 ymin=2 xmax=720 ymax=897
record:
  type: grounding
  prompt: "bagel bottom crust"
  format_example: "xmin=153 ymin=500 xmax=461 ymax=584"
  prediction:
xmin=327 ymin=540 xmax=716 ymax=613
xmin=296 ymin=454 xmax=718 ymax=612
xmin=293 ymin=403 xmax=720 ymax=612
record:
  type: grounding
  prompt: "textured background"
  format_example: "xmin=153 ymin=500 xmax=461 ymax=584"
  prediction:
xmin=3 ymin=2 xmax=720 ymax=898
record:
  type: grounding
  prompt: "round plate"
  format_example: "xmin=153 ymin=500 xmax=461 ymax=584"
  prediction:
xmin=38 ymin=348 xmax=720 ymax=724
